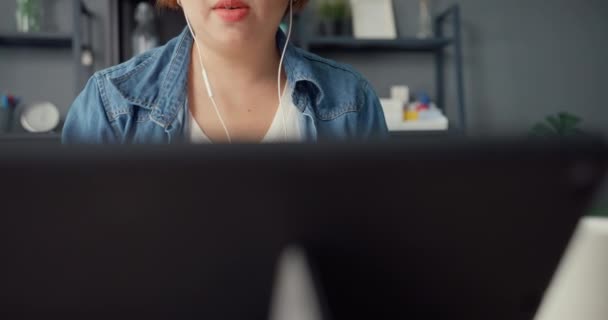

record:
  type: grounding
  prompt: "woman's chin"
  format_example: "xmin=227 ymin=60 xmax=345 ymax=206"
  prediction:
xmin=211 ymin=29 xmax=256 ymax=49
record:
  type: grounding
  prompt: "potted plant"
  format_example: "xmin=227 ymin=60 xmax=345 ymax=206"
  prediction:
xmin=318 ymin=0 xmax=351 ymax=36
xmin=530 ymin=112 xmax=585 ymax=137
xmin=531 ymin=112 xmax=607 ymax=218
xmin=15 ymin=0 xmax=41 ymax=32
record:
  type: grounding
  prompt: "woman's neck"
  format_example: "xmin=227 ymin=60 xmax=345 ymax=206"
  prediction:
xmin=186 ymin=32 xmax=290 ymax=143
xmin=191 ymin=35 xmax=283 ymax=93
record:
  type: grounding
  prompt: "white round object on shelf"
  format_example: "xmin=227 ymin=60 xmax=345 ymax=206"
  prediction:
xmin=20 ymin=102 xmax=60 ymax=133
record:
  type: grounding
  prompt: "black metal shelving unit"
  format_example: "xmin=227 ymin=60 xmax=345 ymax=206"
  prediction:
xmin=0 ymin=0 xmax=93 ymax=141
xmin=116 ymin=0 xmax=185 ymax=62
xmin=303 ymin=37 xmax=453 ymax=52
xmin=299 ymin=4 xmax=467 ymax=136
xmin=0 ymin=0 xmax=93 ymax=94
xmin=0 ymin=32 xmax=72 ymax=48
xmin=0 ymin=133 xmax=62 ymax=144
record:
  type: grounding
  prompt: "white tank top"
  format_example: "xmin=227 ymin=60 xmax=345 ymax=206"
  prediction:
xmin=188 ymin=83 xmax=304 ymax=143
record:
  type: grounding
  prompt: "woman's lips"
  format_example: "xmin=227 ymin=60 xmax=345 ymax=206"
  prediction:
xmin=213 ymin=0 xmax=250 ymax=22
xmin=213 ymin=7 xmax=250 ymax=22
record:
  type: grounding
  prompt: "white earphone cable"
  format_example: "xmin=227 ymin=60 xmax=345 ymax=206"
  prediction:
xmin=278 ymin=0 xmax=294 ymax=141
xmin=184 ymin=14 xmax=232 ymax=143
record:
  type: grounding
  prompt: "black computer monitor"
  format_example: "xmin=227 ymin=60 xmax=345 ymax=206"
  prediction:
xmin=0 ymin=139 xmax=605 ymax=320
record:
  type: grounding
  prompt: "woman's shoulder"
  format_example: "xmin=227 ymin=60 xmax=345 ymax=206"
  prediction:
xmin=79 ymin=31 xmax=188 ymax=112
xmin=94 ymin=34 xmax=183 ymax=81
xmin=290 ymin=47 xmax=378 ymax=108
xmin=290 ymin=47 xmax=380 ymax=116
xmin=293 ymin=47 xmax=369 ymax=85
xmin=96 ymin=49 xmax=160 ymax=80
xmin=63 ymin=33 xmax=189 ymax=144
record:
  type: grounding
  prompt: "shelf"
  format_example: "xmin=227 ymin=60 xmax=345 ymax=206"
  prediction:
xmin=390 ymin=128 xmax=460 ymax=139
xmin=0 ymin=33 xmax=72 ymax=49
xmin=302 ymin=37 xmax=452 ymax=52
xmin=0 ymin=132 xmax=62 ymax=143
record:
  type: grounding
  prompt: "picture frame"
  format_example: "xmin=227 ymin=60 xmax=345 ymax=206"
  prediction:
xmin=349 ymin=0 xmax=397 ymax=39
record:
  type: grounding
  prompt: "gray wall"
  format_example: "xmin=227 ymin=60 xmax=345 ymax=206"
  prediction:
xmin=1 ymin=0 xmax=73 ymax=121
xmin=310 ymin=0 xmax=608 ymax=136
xmin=1 ymin=0 xmax=607 ymax=136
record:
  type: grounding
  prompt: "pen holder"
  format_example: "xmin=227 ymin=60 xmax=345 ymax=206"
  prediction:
xmin=0 ymin=107 xmax=13 ymax=133
xmin=0 ymin=95 xmax=19 ymax=133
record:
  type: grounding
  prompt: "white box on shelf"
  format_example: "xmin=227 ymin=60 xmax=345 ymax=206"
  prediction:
xmin=390 ymin=86 xmax=410 ymax=103
xmin=387 ymin=116 xmax=449 ymax=131
xmin=350 ymin=0 xmax=397 ymax=39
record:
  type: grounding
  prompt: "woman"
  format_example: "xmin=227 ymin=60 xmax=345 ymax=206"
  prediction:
xmin=63 ymin=0 xmax=388 ymax=144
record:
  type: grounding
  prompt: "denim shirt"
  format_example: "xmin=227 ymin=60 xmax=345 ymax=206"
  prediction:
xmin=62 ymin=28 xmax=388 ymax=144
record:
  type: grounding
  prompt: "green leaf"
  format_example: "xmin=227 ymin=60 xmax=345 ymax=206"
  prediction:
xmin=530 ymin=112 xmax=586 ymax=137
xmin=545 ymin=115 xmax=563 ymax=134
xmin=558 ymin=112 xmax=582 ymax=131
xmin=588 ymin=207 xmax=608 ymax=217
xmin=317 ymin=0 xmax=349 ymax=19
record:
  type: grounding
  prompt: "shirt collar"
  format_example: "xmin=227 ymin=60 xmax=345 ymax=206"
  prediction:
xmin=110 ymin=27 xmax=324 ymax=129
xmin=275 ymin=29 xmax=325 ymax=110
